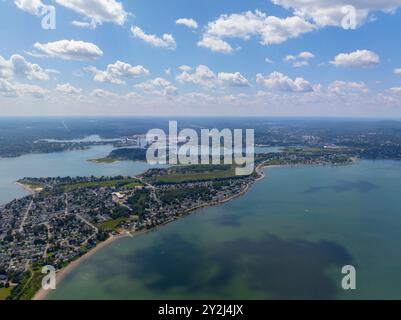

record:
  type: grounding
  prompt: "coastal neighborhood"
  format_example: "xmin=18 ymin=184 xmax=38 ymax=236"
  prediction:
xmin=0 ymin=165 xmax=254 ymax=299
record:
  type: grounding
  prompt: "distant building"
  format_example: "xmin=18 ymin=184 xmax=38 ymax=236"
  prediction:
xmin=112 ymin=192 xmax=125 ymax=200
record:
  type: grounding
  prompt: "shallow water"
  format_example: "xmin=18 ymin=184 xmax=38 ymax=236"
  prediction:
xmin=47 ymin=160 xmax=401 ymax=300
xmin=0 ymin=145 xmax=155 ymax=205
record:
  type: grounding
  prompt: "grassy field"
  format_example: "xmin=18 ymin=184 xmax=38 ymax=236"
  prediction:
xmin=62 ymin=178 xmax=142 ymax=192
xmin=159 ymin=187 xmax=210 ymax=205
xmin=125 ymin=182 xmax=143 ymax=189
xmin=283 ymin=147 xmax=347 ymax=155
xmin=26 ymin=183 xmax=45 ymax=191
xmin=17 ymin=180 xmax=45 ymax=192
xmin=98 ymin=218 xmax=127 ymax=231
xmin=0 ymin=286 xmax=13 ymax=300
xmin=154 ymin=165 xmax=238 ymax=183
xmin=6 ymin=269 xmax=44 ymax=300
xmin=89 ymin=157 xmax=118 ymax=164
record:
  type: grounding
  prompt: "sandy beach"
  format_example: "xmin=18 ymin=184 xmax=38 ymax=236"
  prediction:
xmin=32 ymin=233 xmax=129 ymax=300
xmin=15 ymin=182 xmax=38 ymax=195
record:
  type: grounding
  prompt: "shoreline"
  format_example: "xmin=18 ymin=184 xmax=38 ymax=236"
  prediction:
xmin=29 ymin=161 xmax=357 ymax=300
xmin=27 ymin=162 xmax=354 ymax=300
xmin=32 ymin=164 xmax=276 ymax=300
xmin=32 ymin=233 xmax=129 ymax=300
xmin=15 ymin=182 xmax=37 ymax=195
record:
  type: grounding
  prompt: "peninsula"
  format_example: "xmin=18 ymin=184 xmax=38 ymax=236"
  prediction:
xmin=0 ymin=148 xmax=355 ymax=300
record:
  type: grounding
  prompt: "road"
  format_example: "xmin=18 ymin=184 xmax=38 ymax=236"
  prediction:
xmin=18 ymin=199 xmax=33 ymax=233
xmin=76 ymin=214 xmax=99 ymax=233
xmin=42 ymin=222 xmax=52 ymax=258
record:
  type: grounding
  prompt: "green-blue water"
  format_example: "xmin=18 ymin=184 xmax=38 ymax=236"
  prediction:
xmin=0 ymin=145 xmax=155 ymax=205
xmin=47 ymin=160 xmax=401 ymax=300
xmin=0 ymin=144 xmax=273 ymax=206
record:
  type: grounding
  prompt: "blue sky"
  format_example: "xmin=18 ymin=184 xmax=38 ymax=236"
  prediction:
xmin=1 ymin=0 xmax=401 ymax=117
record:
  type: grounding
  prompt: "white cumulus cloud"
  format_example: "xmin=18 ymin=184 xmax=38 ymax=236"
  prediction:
xmin=176 ymin=65 xmax=250 ymax=88
xmin=14 ymin=0 xmax=47 ymax=15
xmin=87 ymin=60 xmax=150 ymax=85
xmin=90 ymin=88 xmax=119 ymax=99
xmin=131 ymin=26 xmax=176 ymax=50
xmin=389 ymin=87 xmax=401 ymax=94
xmin=0 ymin=79 xmax=47 ymax=98
xmin=271 ymin=0 xmax=401 ymax=28
xmin=284 ymin=51 xmax=315 ymax=67
xmin=217 ymin=72 xmax=251 ymax=87
xmin=328 ymin=80 xmax=368 ymax=96
xmin=179 ymin=65 xmax=192 ymax=72
xmin=15 ymin=83 xmax=47 ymax=98
xmin=56 ymin=83 xmax=82 ymax=95
xmin=135 ymin=77 xmax=178 ymax=97
xmin=256 ymin=71 xmax=314 ymax=92
xmin=176 ymin=18 xmax=198 ymax=29
xmin=331 ymin=50 xmax=380 ymax=68
xmin=298 ymin=51 xmax=315 ymax=59
xmin=197 ymin=36 xmax=234 ymax=54
xmin=55 ymin=0 xmax=128 ymax=27
xmin=198 ymin=10 xmax=315 ymax=54
xmin=0 ymin=79 xmax=18 ymax=97
xmin=33 ymin=40 xmax=104 ymax=61
xmin=0 ymin=54 xmax=53 ymax=81
xmin=393 ymin=68 xmax=401 ymax=75
xmin=71 ymin=20 xmax=96 ymax=29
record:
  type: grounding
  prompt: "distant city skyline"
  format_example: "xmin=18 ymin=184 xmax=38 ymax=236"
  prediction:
xmin=1 ymin=0 xmax=401 ymax=117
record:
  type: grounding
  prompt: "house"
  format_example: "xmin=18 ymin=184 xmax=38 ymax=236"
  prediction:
xmin=112 ymin=192 xmax=125 ymax=200
xmin=0 ymin=274 xmax=7 ymax=286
